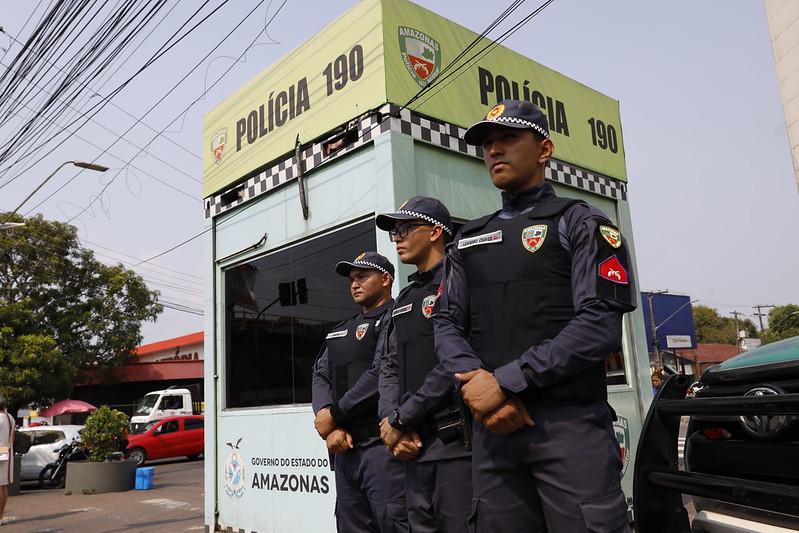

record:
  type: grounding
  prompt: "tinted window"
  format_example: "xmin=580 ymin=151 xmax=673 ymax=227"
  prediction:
xmin=184 ymin=419 xmax=204 ymax=431
xmin=224 ymin=219 xmax=375 ymax=408
xmin=31 ymin=431 xmax=65 ymax=446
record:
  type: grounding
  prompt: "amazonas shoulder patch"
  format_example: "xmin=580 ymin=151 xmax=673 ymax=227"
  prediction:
xmin=599 ymin=225 xmax=622 ymax=248
xmin=521 ymin=225 xmax=547 ymax=253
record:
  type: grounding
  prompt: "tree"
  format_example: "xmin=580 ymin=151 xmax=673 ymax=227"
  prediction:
xmin=692 ymin=305 xmax=756 ymax=344
xmin=0 ymin=214 xmax=163 ymax=408
xmin=763 ymin=304 xmax=799 ymax=344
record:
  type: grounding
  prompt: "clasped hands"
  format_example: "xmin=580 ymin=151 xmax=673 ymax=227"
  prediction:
xmin=456 ymin=369 xmax=535 ymax=435
xmin=314 ymin=408 xmax=352 ymax=454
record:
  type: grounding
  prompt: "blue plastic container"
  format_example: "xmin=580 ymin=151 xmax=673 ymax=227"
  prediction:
xmin=135 ymin=466 xmax=155 ymax=490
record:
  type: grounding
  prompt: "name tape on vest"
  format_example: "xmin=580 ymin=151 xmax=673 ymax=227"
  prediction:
xmin=392 ymin=304 xmax=413 ymax=317
xmin=326 ymin=330 xmax=348 ymax=339
xmin=457 ymin=230 xmax=503 ymax=249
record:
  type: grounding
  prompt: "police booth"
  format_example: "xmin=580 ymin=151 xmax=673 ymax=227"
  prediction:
xmin=202 ymin=1 xmax=652 ymax=530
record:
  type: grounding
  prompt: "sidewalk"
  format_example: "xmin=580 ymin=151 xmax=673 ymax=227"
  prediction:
xmin=1 ymin=458 xmax=204 ymax=532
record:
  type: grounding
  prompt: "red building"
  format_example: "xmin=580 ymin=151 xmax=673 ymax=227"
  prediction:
xmin=74 ymin=332 xmax=204 ymax=415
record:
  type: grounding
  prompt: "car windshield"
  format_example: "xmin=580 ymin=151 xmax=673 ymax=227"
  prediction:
xmin=130 ymin=420 xmax=161 ymax=435
xmin=133 ymin=394 xmax=160 ymax=416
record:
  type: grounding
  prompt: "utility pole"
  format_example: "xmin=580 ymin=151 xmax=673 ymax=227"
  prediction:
xmin=753 ymin=304 xmax=774 ymax=340
xmin=730 ymin=311 xmax=743 ymax=353
xmin=646 ymin=290 xmax=669 ymax=370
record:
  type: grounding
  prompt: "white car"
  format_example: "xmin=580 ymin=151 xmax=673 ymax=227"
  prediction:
xmin=18 ymin=425 xmax=84 ymax=482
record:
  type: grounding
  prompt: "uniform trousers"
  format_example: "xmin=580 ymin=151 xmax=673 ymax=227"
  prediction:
xmin=334 ymin=440 xmax=408 ymax=532
xmin=468 ymin=400 xmax=630 ymax=533
xmin=405 ymin=455 xmax=472 ymax=532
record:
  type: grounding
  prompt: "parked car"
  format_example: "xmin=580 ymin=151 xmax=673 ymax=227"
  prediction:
xmin=125 ymin=415 xmax=204 ymax=466
xmin=18 ymin=425 xmax=84 ymax=482
xmin=634 ymin=335 xmax=799 ymax=532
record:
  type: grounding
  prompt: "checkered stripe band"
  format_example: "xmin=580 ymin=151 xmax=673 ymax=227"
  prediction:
xmin=204 ymin=103 xmax=626 ymax=217
xmin=204 ymin=111 xmax=389 ymax=218
xmin=487 ymin=116 xmax=549 ymax=139
xmin=353 ymin=261 xmax=392 ymax=279
xmin=395 ymin=209 xmax=453 ymax=235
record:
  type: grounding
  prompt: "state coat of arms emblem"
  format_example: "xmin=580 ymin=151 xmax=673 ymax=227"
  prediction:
xmin=355 ymin=323 xmax=369 ymax=340
xmin=521 ymin=225 xmax=547 ymax=253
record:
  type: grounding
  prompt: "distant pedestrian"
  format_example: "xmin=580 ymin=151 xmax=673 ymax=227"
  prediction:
xmin=0 ymin=396 xmax=14 ymax=525
xmin=651 ymin=371 xmax=665 ymax=395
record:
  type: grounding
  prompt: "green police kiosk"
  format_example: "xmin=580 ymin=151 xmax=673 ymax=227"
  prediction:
xmin=203 ymin=1 xmax=652 ymax=530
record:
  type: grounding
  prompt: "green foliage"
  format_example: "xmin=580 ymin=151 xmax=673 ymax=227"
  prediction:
xmin=692 ymin=305 xmax=757 ymax=344
xmin=763 ymin=304 xmax=799 ymax=344
xmin=81 ymin=405 xmax=130 ymax=462
xmin=0 ymin=214 xmax=163 ymax=409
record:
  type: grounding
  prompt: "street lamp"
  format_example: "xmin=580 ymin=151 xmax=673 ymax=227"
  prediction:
xmin=1 ymin=160 xmax=109 ymax=228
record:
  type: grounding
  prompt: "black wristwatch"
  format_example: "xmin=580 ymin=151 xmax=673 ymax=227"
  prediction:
xmin=388 ymin=409 xmax=405 ymax=430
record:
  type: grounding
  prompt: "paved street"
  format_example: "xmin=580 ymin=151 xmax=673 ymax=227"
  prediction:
xmin=2 ymin=458 xmax=204 ymax=532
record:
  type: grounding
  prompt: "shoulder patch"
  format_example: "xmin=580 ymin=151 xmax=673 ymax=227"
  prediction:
xmin=598 ymin=255 xmax=628 ymax=284
xmin=599 ymin=225 xmax=622 ymax=248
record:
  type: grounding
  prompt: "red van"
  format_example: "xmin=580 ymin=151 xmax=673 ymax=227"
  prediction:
xmin=125 ymin=415 xmax=204 ymax=466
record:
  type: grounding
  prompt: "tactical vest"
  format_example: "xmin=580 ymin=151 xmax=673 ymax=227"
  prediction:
xmin=457 ymin=197 xmax=607 ymax=404
xmin=325 ymin=306 xmax=387 ymax=430
xmin=392 ymin=271 xmax=444 ymax=398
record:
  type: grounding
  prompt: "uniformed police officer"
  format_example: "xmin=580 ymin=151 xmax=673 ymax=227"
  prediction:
xmin=434 ymin=100 xmax=636 ymax=532
xmin=375 ymin=197 xmax=473 ymax=532
xmin=312 ymin=252 xmax=408 ymax=532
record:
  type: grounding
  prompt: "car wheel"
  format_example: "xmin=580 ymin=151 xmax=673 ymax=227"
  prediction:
xmin=39 ymin=463 xmax=65 ymax=490
xmin=127 ymin=447 xmax=147 ymax=466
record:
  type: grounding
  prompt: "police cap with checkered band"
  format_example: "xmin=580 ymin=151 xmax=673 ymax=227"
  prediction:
xmin=464 ymin=99 xmax=550 ymax=146
xmin=335 ymin=251 xmax=395 ymax=280
xmin=375 ymin=196 xmax=453 ymax=238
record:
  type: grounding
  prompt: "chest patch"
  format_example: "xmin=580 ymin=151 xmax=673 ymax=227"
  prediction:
xmin=355 ymin=323 xmax=369 ymax=340
xmin=457 ymin=230 xmax=503 ymax=249
xmin=599 ymin=225 xmax=622 ymax=248
xmin=393 ymin=304 xmax=413 ymax=317
xmin=521 ymin=224 xmax=547 ymax=253
xmin=326 ymin=329 xmax=347 ymax=340
xmin=599 ymin=255 xmax=628 ymax=284
xmin=421 ymin=295 xmax=437 ymax=318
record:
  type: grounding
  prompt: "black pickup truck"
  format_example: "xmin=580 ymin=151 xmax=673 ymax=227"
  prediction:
xmin=634 ymin=335 xmax=799 ymax=532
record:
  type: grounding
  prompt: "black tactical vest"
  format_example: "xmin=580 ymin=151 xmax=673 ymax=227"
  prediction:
xmin=457 ymin=197 xmax=607 ymax=404
xmin=392 ymin=268 xmax=444 ymax=398
xmin=325 ymin=303 xmax=389 ymax=429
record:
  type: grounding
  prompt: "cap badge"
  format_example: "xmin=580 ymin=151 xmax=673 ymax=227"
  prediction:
xmin=600 ymin=225 xmax=622 ymax=248
xmin=355 ymin=323 xmax=369 ymax=340
xmin=398 ymin=199 xmax=409 ymax=210
xmin=521 ymin=224 xmax=547 ymax=253
xmin=486 ymin=104 xmax=505 ymax=120
xmin=354 ymin=253 xmax=366 ymax=261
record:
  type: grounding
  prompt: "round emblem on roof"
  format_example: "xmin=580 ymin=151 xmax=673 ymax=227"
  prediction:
xmin=739 ymin=386 xmax=791 ymax=440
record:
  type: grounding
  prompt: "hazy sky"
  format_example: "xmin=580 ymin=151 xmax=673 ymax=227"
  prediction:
xmin=1 ymin=1 xmax=796 ymax=344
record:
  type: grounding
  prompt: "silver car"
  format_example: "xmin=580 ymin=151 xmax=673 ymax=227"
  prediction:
xmin=17 ymin=425 xmax=84 ymax=482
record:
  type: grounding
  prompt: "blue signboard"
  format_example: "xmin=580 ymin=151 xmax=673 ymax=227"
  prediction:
xmin=640 ymin=293 xmax=697 ymax=353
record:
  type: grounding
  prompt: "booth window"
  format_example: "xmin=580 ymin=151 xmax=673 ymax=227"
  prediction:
xmin=223 ymin=220 xmax=375 ymax=408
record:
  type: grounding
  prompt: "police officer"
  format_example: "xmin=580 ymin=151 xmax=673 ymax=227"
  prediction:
xmin=375 ymin=197 xmax=472 ymax=532
xmin=434 ymin=100 xmax=636 ymax=532
xmin=312 ymin=252 xmax=408 ymax=532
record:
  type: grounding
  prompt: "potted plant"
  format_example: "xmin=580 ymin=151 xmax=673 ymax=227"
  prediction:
xmin=66 ymin=406 xmax=138 ymax=493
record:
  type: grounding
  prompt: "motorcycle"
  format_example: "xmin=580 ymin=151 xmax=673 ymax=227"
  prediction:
xmin=39 ymin=439 xmax=88 ymax=489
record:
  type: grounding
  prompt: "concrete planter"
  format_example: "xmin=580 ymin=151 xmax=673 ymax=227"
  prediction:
xmin=66 ymin=460 xmax=138 ymax=494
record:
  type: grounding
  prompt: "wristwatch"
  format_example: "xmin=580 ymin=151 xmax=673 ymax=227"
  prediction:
xmin=388 ymin=409 xmax=405 ymax=430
